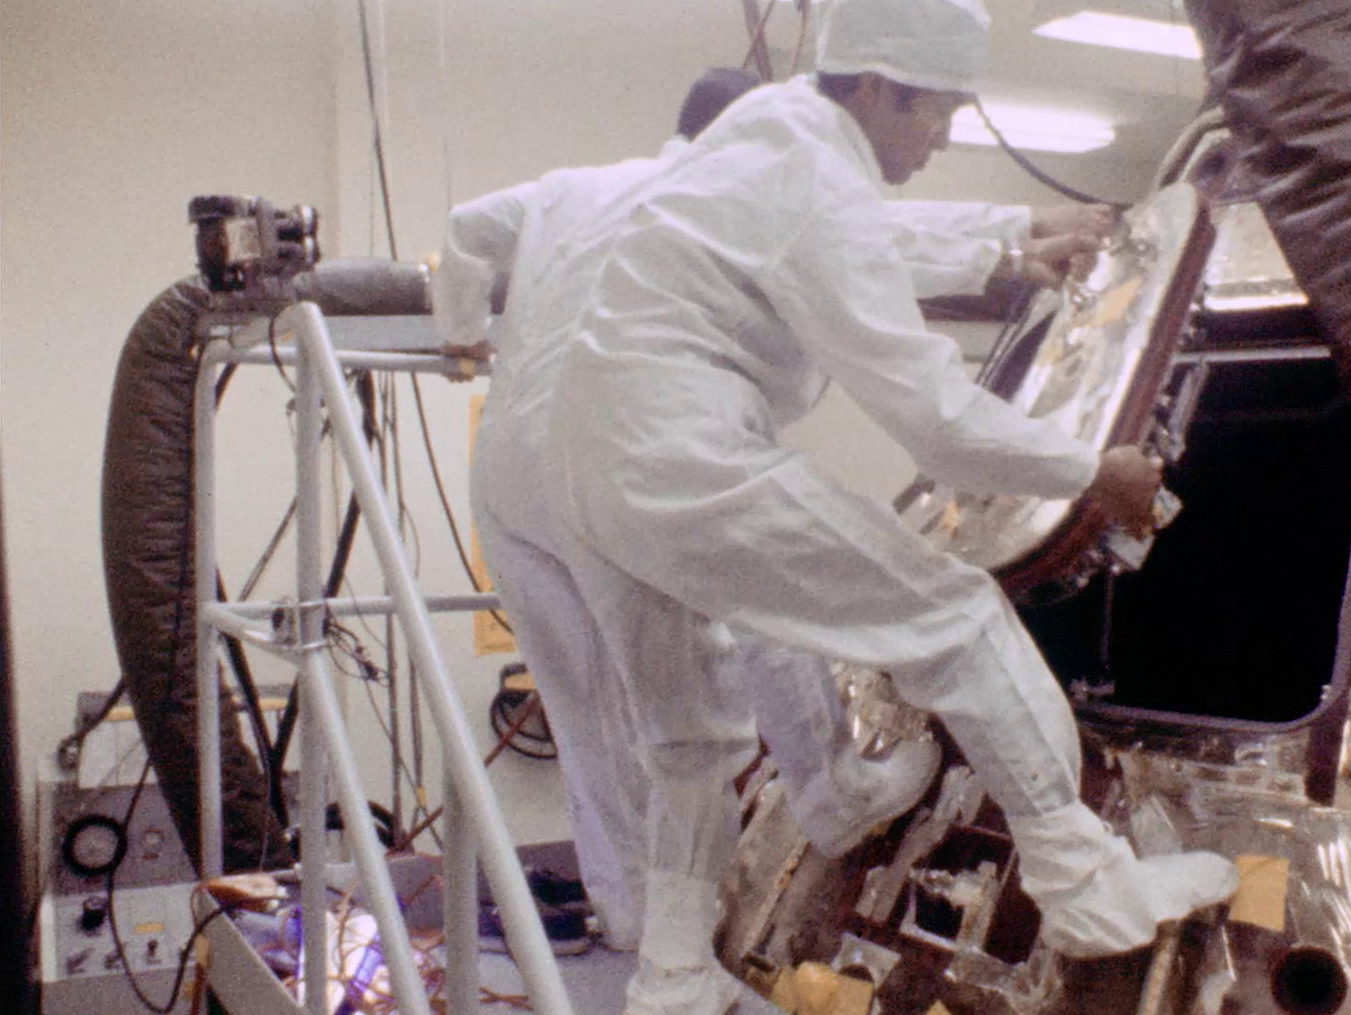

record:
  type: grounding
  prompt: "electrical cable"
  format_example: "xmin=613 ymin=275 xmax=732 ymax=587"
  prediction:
xmin=239 ymin=500 xmax=297 ymax=602
xmin=351 ymin=0 xmax=447 ymax=843
xmin=271 ymin=382 xmax=381 ymax=781
xmin=382 ymin=372 xmax=404 ymax=828
xmin=213 ymin=363 xmax=237 ymax=408
xmin=357 ymin=0 xmax=400 ymax=262
xmin=435 ymin=0 xmax=455 ymax=212
xmin=102 ymin=780 xmax=264 ymax=1015
xmin=326 ymin=610 xmax=437 ymax=832
xmin=973 ymin=97 xmax=1128 ymax=210
xmin=216 ymin=571 xmax=285 ymax=829
xmin=740 ymin=0 xmax=778 ymax=76
xmin=267 ymin=311 xmax=297 ymax=393
xmin=351 ymin=0 xmax=517 ymax=856
xmin=323 ymin=610 xmax=442 ymax=850
xmin=22 ymin=734 xmax=156 ymax=970
xmin=489 ymin=692 xmax=556 ymax=760
xmin=55 ymin=679 xmax=128 ymax=772
xmin=975 ymin=281 xmax=1042 ymax=389
xmin=102 ymin=749 xmax=285 ymax=1012
xmin=787 ymin=0 xmax=811 ymax=76
xmin=396 ymin=690 xmax=546 ymax=850
xmin=488 ymin=666 xmax=556 ymax=760
xmin=354 ymin=0 xmax=511 ymax=624
xmin=409 ymin=659 xmax=426 ymax=831
xmin=408 ymin=375 xmax=515 ymax=635
xmin=359 ymin=674 xmax=443 ymax=850
xmin=103 ymin=759 xmax=179 ymax=1014
xmin=407 ymin=379 xmax=472 ymax=582
xmin=380 ymin=385 xmax=423 ymax=579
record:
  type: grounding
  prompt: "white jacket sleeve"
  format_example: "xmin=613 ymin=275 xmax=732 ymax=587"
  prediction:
xmin=892 ymin=199 xmax=1032 ymax=245
xmin=768 ymin=197 xmax=1098 ymax=500
xmin=431 ymin=181 xmax=535 ymax=347
xmin=878 ymin=205 xmax=1003 ymax=297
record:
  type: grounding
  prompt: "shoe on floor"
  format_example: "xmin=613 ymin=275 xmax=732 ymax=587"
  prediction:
xmin=478 ymin=900 xmax=592 ymax=956
xmin=792 ymin=736 xmax=943 ymax=859
xmin=524 ymin=866 xmax=589 ymax=907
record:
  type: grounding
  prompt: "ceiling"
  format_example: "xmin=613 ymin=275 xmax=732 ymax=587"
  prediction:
xmin=757 ymin=0 xmax=1208 ymax=167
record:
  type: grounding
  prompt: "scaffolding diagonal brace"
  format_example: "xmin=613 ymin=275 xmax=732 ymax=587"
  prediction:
xmin=194 ymin=302 xmax=577 ymax=1015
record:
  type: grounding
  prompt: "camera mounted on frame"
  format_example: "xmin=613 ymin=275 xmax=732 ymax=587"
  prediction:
xmin=188 ymin=195 xmax=321 ymax=304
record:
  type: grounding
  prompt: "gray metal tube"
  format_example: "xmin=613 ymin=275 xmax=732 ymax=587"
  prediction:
xmin=296 ymin=338 xmax=333 ymax=1015
xmin=301 ymin=649 xmax=435 ymax=1015
xmin=228 ymin=346 xmax=462 ymax=374
xmin=443 ymin=767 xmax=479 ymax=1015
xmin=204 ymin=592 xmax=500 ymax=621
xmin=295 ymin=333 xmax=434 ymax=1015
xmin=194 ymin=351 xmax=224 ymax=878
xmin=289 ymin=300 xmax=576 ymax=1015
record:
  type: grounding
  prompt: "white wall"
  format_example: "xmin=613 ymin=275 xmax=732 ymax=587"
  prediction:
xmin=1 ymin=0 xmax=339 ymax=848
xmin=1 ymin=0 xmax=1161 ymax=870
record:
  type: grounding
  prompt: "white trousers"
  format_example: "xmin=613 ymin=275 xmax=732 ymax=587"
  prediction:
xmin=474 ymin=506 xmax=656 ymax=948
xmin=556 ymin=445 xmax=1232 ymax=960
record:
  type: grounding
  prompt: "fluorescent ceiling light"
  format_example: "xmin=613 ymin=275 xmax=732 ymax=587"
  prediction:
xmin=950 ymin=104 xmax=1115 ymax=154
xmin=1033 ymin=10 xmax=1201 ymax=60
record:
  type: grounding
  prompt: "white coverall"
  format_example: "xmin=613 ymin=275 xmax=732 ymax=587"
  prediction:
xmin=438 ymin=141 xmax=690 ymax=952
xmin=437 ymin=134 xmax=1035 ymax=953
xmin=530 ymin=73 xmax=1231 ymax=988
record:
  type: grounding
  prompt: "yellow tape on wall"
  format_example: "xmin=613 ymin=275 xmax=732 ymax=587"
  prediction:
xmin=469 ymin=394 xmax=517 ymax=656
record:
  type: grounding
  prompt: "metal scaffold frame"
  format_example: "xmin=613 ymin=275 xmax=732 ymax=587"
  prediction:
xmin=192 ymin=302 xmax=577 ymax=1015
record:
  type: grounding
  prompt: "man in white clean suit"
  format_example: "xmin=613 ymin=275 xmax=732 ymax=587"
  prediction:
xmin=438 ymin=69 xmax=1107 ymax=959
xmin=538 ymin=0 xmax=1239 ymax=1011
xmin=439 ymin=4 xmax=1238 ymax=1006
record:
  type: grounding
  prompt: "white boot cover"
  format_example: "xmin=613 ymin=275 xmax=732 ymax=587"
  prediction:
xmin=1009 ymin=801 xmax=1239 ymax=959
xmin=790 ymin=737 xmax=943 ymax=858
xmin=624 ymin=958 xmax=743 ymax=1015
xmin=623 ymin=871 xmax=742 ymax=1015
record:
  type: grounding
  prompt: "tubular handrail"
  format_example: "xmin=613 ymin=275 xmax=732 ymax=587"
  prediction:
xmin=194 ymin=302 xmax=576 ymax=1015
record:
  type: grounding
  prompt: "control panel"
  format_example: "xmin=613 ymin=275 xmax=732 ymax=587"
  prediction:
xmin=44 ymin=881 xmax=197 ymax=982
xmin=47 ymin=781 xmax=197 ymax=896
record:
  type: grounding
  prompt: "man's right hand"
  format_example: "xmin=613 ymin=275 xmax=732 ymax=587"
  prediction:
xmin=1084 ymin=446 xmax=1162 ymax=538
xmin=995 ymin=233 xmax=1101 ymax=288
xmin=444 ymin=338 xmax=494 ymax=382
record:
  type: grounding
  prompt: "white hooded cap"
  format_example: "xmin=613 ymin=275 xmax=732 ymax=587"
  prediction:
xmin=815 ymin=0 xmax=992 ymax=94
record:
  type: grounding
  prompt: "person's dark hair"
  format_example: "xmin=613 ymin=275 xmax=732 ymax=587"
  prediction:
xmin=676 ymin=67 xmax=763 ymax=139
xmin=817 ymin=72 xmax=924 ymax=111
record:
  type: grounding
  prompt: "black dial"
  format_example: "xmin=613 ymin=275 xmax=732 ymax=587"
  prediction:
xmin=61 ymin=814 xmax=128 ymax=879
xmin=79 ymin=895 xmax=108 ymax=934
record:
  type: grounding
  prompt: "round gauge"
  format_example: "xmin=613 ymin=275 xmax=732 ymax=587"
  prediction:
xmin=61 ymin=814 xmax=128 ymax=879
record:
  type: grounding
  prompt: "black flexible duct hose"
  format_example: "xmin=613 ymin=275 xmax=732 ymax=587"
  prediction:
xmin=101 ymin=259 xmax=431 ymax=874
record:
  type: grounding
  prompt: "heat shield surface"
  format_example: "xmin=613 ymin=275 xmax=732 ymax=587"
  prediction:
xmin=895 ymin=183 xmax=1210 ymax=596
